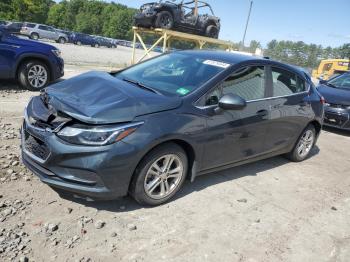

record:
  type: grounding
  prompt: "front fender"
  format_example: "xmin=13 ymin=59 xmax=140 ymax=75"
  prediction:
xmin=12 ymin=52 xmax=52 ymax=79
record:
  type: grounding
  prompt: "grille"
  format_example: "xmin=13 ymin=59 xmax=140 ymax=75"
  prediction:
xmin=24 ymin=130 xmax=50 ymax=161
xmin=328 ymin=103 xmax=348 ymax=109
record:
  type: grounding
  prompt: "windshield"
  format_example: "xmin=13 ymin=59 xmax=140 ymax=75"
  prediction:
xmin=328 ymin=73 xmax=350 ymax=90
xmin=115 ymin=53 xmax=229 ymax=96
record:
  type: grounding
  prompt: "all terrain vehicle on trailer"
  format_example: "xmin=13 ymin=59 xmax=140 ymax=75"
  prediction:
xmin=134 ymin=0 xmax=221 ymax=39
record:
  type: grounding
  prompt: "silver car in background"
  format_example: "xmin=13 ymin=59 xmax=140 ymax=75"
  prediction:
xmin=20 ymin=23 xmax=68 ymax=44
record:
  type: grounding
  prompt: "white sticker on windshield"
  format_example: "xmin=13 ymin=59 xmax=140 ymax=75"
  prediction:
xmin=203 ymin=60 xmax=230 ymax=69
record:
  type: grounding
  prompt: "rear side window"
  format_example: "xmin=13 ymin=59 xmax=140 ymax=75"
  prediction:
xmin=271 ymin=67 xmax=305 ymax=96
xmin=38 ymin=25 xmax=48 ymax=30
xmin=25 ymin=23 xmax=36 ymax=28
xmin=222 ymin=66 xmax=266 ymax=101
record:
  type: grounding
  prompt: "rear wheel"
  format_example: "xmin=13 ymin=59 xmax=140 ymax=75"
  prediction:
xmin=285 ymin=125 xmax=316 ymax=162
xmin=76 ymin=41 xmax=82 ymax=46
xmin=155 ymin=11 xmax=174 ymax=29
xmin=205 ymin=25 xmax=219 ymax=38
xmin=17 ymin=60 xmax=50 ymax=91
xmin=130 ymin=143 xmax=188 ymax=206
xmin=94 ymin=43 xmax=100 ymax=48
xmin=30 ymin=33 xmax=39 ymax=40
xmin=58 ymin=37 xmax=66 ymax=44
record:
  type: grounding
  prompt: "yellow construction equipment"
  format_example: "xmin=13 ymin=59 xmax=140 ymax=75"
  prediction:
xmin=312 ymin=59 xmax=350 ymax=80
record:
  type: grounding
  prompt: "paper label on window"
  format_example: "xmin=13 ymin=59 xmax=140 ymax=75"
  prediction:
xmin=203 ymin=60 xmax=230 ymax=69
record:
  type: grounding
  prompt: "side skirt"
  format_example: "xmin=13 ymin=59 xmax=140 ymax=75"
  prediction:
xmin=194 ymin=148 xmax=290 ymax=178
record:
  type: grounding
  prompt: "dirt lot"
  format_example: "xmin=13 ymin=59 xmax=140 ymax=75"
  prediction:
xmin=1 ymin=65 xmax=350 ymax=262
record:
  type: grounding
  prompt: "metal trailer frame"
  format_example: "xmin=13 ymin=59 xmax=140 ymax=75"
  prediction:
xmin=131 ymin=26 xmax=234 ymax=64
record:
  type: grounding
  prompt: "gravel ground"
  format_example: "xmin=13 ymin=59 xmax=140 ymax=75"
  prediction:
xmin=49 ymin=41 xmax=159 ymax=67
xmin=1 ymin=65 xmax=350 ymax=262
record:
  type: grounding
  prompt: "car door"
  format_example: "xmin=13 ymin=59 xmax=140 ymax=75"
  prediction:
xmin=0 ymin=32 xmax=17 ymax=78
xmin=47 ymin=27 xmax=57 ymax=40
xmin=262 ymin=66 xmax=312 ymax=154
xmin=38 ymin=25 xmax=52 ymax=39
xmin=198 ymin=65 xmax=271 ymax=171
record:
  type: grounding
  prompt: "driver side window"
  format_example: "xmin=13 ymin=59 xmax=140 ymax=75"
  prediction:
xmin=205 ymin=66 xmax=266 ymax=106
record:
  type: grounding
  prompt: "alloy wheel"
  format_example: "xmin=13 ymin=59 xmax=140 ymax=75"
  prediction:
xmin=160 ymin=15 xmax=171 ymax=28
xmin=296 ymin=130 xmax=314 ymax=158
xmin=28 ymin=65 xmax=48 ymax=89
xmin=144 ymin=154 xmax=184 ymax=200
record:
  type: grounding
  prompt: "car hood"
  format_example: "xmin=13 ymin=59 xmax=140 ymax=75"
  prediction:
xmin=45 ymin=71 xmax=182 ymax=124
xmin=317 ymin=84 xmax=350 ymax=106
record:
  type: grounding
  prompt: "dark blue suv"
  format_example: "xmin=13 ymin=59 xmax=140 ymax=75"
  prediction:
xmin=71 ymin=33 xmax=100 ymax=47
xmin=0 ymin=27 xmax=64 ymax=90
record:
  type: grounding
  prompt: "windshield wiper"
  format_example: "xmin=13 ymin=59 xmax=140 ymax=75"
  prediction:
xmin=122 ymin=77 xmax=162 ymax=95
xmin=326 ymin=82 xmax=338 ymax=88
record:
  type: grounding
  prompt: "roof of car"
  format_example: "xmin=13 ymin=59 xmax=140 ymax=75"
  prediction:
xmin=178 ymin=49 xmax=264 ymax=64
xmin=177 ymin=50 xmax=307 ymax=77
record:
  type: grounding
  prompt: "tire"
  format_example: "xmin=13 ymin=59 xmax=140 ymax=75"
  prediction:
xmin=205 ymin=25 xmax=219 ymax=39
xmin=285 ymin=124 xmax=316 ymax=162
xmin=30 ymin=33 xmax=39 ymax=40
xmin=155 ymin=11 xmax=174 ymax=29
xmin=17 ymin=60 xmax=50 ymax=91
xmin=94 ymin=43 xmax=99 ymax=48
xmin=76 ymin=41 xmax=82 ymax=46
xmin=130 ymin=143 xmax=188 ymax=206
xmin=111 ymin=45 xmax=116 ymax=49
xmin=58 ymin=37 xmax=66 ymax=44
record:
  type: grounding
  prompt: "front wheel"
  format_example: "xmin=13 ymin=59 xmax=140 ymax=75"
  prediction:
xmin=130 ymin=143 xmax=188 ymax=206
xmin=17 ymin=60 xmax=50 ymax=91
xmin=58 ymin=37 xmax=66 ymax=44
xmin=285 ymin=125 xmax=316 ymax=162
xmin=155 ymin=11 xmax=174 ymax=29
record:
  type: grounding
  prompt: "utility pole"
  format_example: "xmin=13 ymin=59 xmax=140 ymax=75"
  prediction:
xmin=241 ymin=0 xmax=253 ymax=50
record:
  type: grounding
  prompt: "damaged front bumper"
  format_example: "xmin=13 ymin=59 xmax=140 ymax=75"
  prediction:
xmin=20 ymin=97 xmax=139 ymax=200
xmin=323 ymin=106 xmax=350 ymax=130
xmin=134 ymin=13 xmax=155 ymax=28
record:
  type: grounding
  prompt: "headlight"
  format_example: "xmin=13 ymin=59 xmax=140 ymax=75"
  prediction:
xmin=52 ymin=49 xmax=61 ymax=58
xmin=57 ymin=122 xmax=143 ymax=146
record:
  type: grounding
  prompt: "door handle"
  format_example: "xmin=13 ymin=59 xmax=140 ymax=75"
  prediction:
xmin=256 ymin=109 xmax=269 ymax=117
xmin=299 ymin=101 xmax=309 ymax=107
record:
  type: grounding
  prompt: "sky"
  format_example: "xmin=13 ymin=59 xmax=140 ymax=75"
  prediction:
xmin=103 ymin=0 xmax=350 ymax=48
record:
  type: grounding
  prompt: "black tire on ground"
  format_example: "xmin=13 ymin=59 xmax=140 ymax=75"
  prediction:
xmin=94 ymin=43 xmax=99 ymax=48
xmin=205 ymin=25 xmax=219 ymax=39
xmin=130 ymin=143 xmax=188 ymax=206
xmin=155 ymin=11 xmax=174 ymax=29
xmin=58 ymin=37 xmax=66 ymax=44
xmin=111 ymin=45 xmax=116 ymax=48
xmin=285 ymin=124 xmax=316 ymax=162
xmin=76 ymin=41 xmax=82 ymax=46
xmin=17 ymin=60 xmax=50 ymax=91
xmin=30 ymin=33 xmax=39 ymax=40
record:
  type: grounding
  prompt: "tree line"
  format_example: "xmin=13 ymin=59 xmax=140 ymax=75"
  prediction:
xmin=0 ymin=0 xmax=137 ymax=40
xmin=1 ymin=0 xmax=349 ymax=69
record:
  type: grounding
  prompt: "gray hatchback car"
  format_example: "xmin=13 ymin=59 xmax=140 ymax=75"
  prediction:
xmin=20 ymin=23 xmax=68 ymax=44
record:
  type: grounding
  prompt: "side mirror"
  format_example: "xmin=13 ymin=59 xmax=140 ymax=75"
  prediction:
xmin=319 ymin=79 xmax=327 ymax=85
xmin=217 ymin=93 xmax=246 ymax=110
